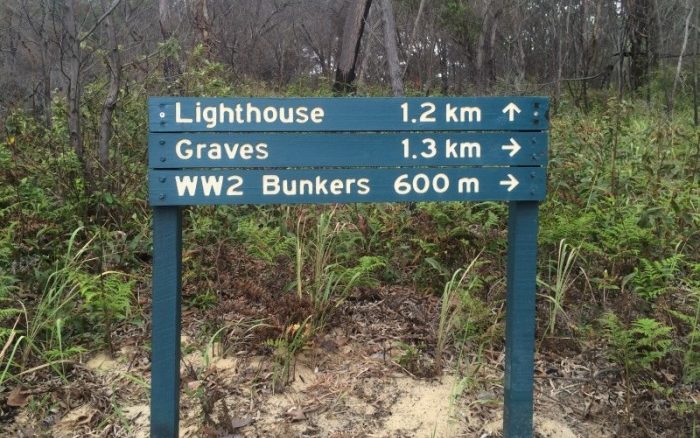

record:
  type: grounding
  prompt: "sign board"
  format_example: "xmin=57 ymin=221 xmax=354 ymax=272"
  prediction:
xmin=149 ymin=97 xmax=548 ymax=132
xmin=148 ymin=96 xmax=548 ymax=438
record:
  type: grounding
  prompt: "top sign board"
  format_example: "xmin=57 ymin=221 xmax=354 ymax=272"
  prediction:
xmin=149 ymin=97 xmax=549 ymax=132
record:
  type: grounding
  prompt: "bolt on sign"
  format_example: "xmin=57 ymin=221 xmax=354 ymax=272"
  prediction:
xmin=148 ymin=96 xmax=549 ymax=438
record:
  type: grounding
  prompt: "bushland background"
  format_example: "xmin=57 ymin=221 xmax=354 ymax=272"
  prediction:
xmin=0 ymin=1 xmax=698 ymax=436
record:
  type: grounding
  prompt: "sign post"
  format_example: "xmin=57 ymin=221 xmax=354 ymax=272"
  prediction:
xmin=148 ymin=96 xmax=548 ymax=437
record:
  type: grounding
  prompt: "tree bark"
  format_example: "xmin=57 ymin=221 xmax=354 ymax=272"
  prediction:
xmin=98 ymin=0 xmax=121 ymax=178
xmin=64 ymin=0 xmax=83 ymax=165
xmin=333 ymin=0 xmax=373 ymax=94
xmin=159 ymin=0 xmax=178 ymax=86
xmin=627 ymin=0 xmax=657 ymax=91
xmin=475 ymin=10 xmax=489 ymax=90
xmin=195 ymin=0 xmax=212 ymax=54
xmin=379 ymin=0 xmax=403 ymax=96
xmin=669 ymin=4 xmax=694 ymax=116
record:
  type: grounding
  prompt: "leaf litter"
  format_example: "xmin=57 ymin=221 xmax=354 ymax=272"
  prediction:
xmin=0 ymin=246 xmax=666 ymax=437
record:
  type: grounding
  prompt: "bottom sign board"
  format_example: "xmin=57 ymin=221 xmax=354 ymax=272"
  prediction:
xmin=149 ymin=167 xmax=546 ymax=206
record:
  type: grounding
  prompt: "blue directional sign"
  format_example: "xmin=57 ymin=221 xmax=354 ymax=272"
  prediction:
xmin=148 ymin=132 xmax=548 ymax=168
xmin=149 ymin=97 xmax=549 ymax=132
xmin=149 ymin=167 xmax=546 ymax=206
xmin=147 ymin=95 xmax=549 ymax=438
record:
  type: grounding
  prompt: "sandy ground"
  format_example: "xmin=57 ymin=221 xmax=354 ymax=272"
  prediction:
xmin=36 ymin=339 xmax=611 ymax=438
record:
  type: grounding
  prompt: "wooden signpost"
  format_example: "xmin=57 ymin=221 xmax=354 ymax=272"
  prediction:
xmin=148 ymin=96 xmax=549 ymax=437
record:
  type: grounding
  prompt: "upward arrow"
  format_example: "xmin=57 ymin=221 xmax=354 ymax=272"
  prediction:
xmin=502 ymin=103 xmax=521 ymax=122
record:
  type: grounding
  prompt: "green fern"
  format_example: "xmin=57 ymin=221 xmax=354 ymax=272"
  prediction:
xmin=630 ymin=255 xmax=682 ymax=301
xmin=236 ymin=218 xmax=295 ymax=263
xmin=600 ymin=313 xmax=673 ymax=374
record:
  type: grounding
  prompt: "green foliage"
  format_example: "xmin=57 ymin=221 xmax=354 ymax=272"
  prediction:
xmin=1 ymin=228 xmax=91 ymax=386
xmin=263 ymin=317 xmax=310 ymax=393
xmin=438 ymin=0 xmax=480 ymax=45
xmin=630 ymin=255 xmax=683 ymax=301
xmin=79 ymin=272 xmax=134 ymax=325
xmin=403 ymin=201 xmax=505 ymax=291
xmin=395 ymin=341 xmax=422 ymax=371
xmin=538 ymin=240 xmax=581 ymax=338
xmin=295 ymin=208 xmax=385 ymax=325
xmin=236 ymin=217 xmax=296 ymax=263
xmin=435 ymin=256 xmax=494 ymax=371
xmin=600 ymin=313 xmax=673 ymax=374
xmin=180 ymin=45 xmax=235 ymax=96
xmin=666 ymin=268 xmax=700 ymax=384
xmin=0 ymin=57 xmax=699 ymax=431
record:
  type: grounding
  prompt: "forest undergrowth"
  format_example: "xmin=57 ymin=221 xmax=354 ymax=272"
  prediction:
xmin=0 ymin=69 xmax=699 ymax=436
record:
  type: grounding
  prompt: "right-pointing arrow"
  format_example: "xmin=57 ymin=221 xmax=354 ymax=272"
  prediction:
xmin=502 ymin=138 xmax=521 ymax=157
xmin=499 ymin=174 xmax=519 ymax=192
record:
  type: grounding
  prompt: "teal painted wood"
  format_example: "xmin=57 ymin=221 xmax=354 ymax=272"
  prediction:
xmin=147 ymin=95 xmax=547 ymax=438
xmin=151 ymin=207 xmax=182 ymax=438
xmin=148 ymin=97 xmax=549 ymax=132
xmin=148 ymin=132 xmax=548 ymax=169
xmin=504 ymin=201 xmax=539 ymax=438
xmin=148 ymin=167 xmax=546 ymax=206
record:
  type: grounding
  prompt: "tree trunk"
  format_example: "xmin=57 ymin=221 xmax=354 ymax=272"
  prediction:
xmin=379 ymin=0 xmax=403 ymax=96
xmin=357 ymin=18 xmax=380 ymax=87
xmin=669 ymin=4 xmax=694 ymax=117
xmin=475 ymin=10 xmax=489 ymax=90
xmin=487 ymin=11 xmax=499 ymax=88
xmin=438 ymin=39 xmax=449 ymax=94
xmin=64 ymin=0 xmax=83 ymax=164
xmin=195 ymin=0 xmax=212 ymax=54
xmin=627 ymin=0 xmax=657 ymax=91
xmin=333 ymin=0 xmax=373 ymax=94
xmin=98 ymin=0 xmax=121 ymax=179
xmin=159 ymin=0 xmax=178 ymax=86
xmin=41 ymin=36 xmax=52 ymax=129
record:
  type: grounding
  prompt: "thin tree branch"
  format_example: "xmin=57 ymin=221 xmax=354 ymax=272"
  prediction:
xmin=79 ymin=0 xmax=122 ymax=42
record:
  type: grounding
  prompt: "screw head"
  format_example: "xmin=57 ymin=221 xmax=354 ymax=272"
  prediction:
xmin=159 ymin=140 xmax=165 ymax=145
xmin=159 ymin=177 xmax=166 ymax=183
xmin=159 ymin=193 xmax=166 ymax=200
xmin=160 ymin=156 xmax=166 ymax=162
xmin=159 ymin=112 xmax=165 ymax=118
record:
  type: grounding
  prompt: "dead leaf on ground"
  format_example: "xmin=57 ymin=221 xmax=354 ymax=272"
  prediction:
xmin=285 ymin=406 xmax=306 ymax=421
xmin=7 ymin=386 xmax=29 ymax=407
xmin=230 ymin=416 xmax=253 ymax=429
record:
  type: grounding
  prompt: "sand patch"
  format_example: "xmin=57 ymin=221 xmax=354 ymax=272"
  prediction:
xmin=482 ymin=415 xmax=580 ymax=438
xmin=383 ymin=375 xmax=460 ymax=437
xmin=85 ymin=352 xmax=118 ymax=371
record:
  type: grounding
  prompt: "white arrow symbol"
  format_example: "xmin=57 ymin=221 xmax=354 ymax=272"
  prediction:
xmin=502 ymin=137 xmax=521 ymax=157
xmin=499 ymin=174 xmax=519 ymax=192
xmin=502 ymin=103 xmax=521 ymax=122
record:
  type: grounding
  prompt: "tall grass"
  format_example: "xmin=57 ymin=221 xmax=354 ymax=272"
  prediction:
xmin=538 ymin=239 xmax=580 ymax=339
xmin=1 ymin=227 xmax=93 ymax=386
xmin=435 ymin=254 xmax=482 ymax=372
